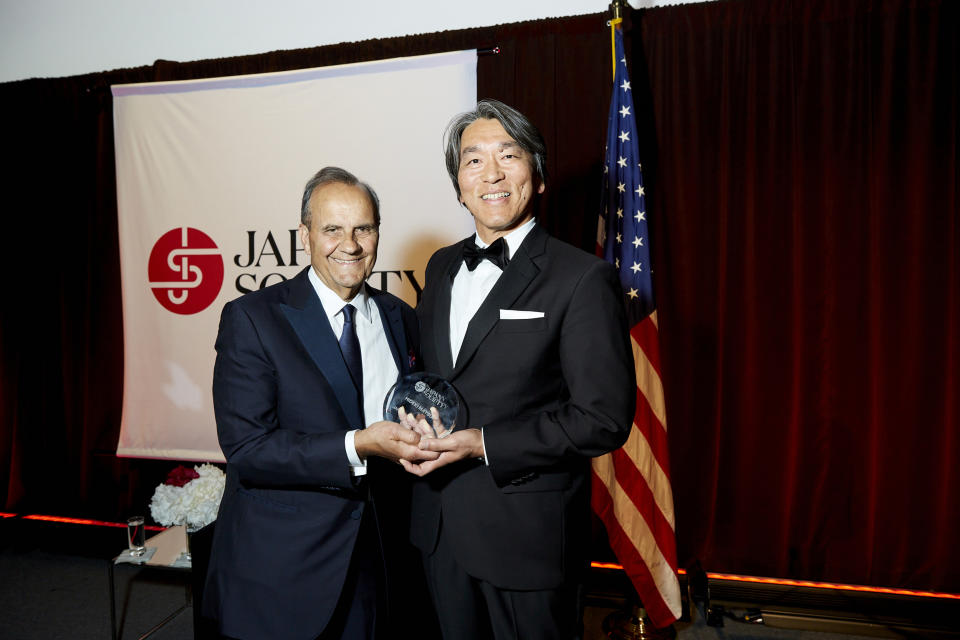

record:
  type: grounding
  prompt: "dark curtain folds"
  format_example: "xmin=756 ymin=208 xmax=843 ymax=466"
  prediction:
xmin=1 ymin=0 xmax=957 ymax=593
xmin=641 ymin=0 xmax=958 ymax=591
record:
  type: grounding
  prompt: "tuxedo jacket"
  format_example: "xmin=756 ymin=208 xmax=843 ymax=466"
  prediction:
xmin=410 ymin=223 xmax=636 ymax=591
xmin=202 ymin=267 xmax=419 ymax=640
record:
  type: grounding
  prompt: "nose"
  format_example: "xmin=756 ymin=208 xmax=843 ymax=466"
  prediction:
xmin=340 ymin=232 xmax=361 ymax=254
xmin=482 ymin=157 xmax=504 ymax=183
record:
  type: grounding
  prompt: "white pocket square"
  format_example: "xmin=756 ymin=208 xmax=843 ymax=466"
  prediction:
xmin=500 ymin=309 xmax=545 ymax=319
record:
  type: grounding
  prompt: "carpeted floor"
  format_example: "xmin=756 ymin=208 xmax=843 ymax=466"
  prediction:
xmin=1 ymin=518 xmax=954 ymax=639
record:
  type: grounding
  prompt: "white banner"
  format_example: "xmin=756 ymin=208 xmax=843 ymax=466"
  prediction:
xmin=113 ymin=51 xmax=477 ymax=461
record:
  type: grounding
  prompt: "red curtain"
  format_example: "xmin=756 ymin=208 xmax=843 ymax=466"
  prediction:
xmin=641 ymin=0 xmax=958 ymax=590
xmin=0 ymin=0 xmax=956 ymax=593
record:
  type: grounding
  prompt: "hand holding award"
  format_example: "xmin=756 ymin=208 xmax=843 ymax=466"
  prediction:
xmin=383 ymin=372 xmax=459 ymax=438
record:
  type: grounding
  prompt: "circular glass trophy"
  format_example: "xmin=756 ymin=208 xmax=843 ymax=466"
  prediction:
xmin=383 ymin=372 xmax=459 ymax=438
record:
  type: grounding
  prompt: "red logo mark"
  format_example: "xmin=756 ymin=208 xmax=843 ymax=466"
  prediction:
xmin=148 ymin=228 xmax=224 ymax=314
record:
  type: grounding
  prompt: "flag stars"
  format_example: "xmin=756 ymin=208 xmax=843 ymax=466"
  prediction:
xmin=605 ymin=35 xmax=658 ymax=318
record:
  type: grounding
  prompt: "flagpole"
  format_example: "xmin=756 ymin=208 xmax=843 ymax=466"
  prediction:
xmin=608 ymin=0 xmax=625 ymax=80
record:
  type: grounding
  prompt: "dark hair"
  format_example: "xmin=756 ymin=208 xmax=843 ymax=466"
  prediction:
xmin=300 ymin=166 xmax=380 ymax=227
xmin=442 ymin=99 xmax=547 ymax=200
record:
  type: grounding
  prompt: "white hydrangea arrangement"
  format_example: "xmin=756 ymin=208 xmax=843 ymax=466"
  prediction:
xmin=149 ymin=463 xmax=225 ymax=532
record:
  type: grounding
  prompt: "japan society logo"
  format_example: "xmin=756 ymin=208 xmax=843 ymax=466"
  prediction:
xmin=148 ymin=227 xmax=224 ymax=315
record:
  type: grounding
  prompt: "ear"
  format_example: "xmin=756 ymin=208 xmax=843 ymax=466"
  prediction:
xmin=536 ymin=180 xmax=546 ymax=195
xmin=298 ymin=223 xmax=311 ymax=256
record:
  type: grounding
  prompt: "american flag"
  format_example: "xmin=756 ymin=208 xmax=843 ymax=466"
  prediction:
xmin=590 ymin=26 xmax=682 ymax=628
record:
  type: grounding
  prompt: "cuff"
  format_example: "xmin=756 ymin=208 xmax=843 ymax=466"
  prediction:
xmin=480 ymin=427 xmax=489 ymax=465
xmin=345 ymin=429 xmax=368 ymax=477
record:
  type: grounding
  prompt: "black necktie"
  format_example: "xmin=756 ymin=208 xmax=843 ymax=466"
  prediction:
xmin=462 ymin=237 xmax=509 ymax=271
xmin=339 ymin=304 xmax=363 ymax=402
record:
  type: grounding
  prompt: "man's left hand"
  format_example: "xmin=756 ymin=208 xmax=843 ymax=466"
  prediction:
xmin=399 ymin=428 xmax=484 ymax=476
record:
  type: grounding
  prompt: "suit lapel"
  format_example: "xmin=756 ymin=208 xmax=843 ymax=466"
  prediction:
xmin=429 ymin=242 xmax=465 ymax=379
xmin=372 ymin=289 xmax=406 ymax=376
xmin=280 ymin=268 xmax=364 ymax=427
xmin=453 ymin=226 xmax=546 ymax=376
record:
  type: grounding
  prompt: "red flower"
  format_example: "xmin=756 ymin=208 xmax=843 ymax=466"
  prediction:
xmin=164 ymin=465 xmax=200 ymax=487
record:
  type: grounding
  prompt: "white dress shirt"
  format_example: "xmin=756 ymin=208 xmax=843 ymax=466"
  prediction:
xmin=449 ymin=217 xmax=537 ymax=361
xmin=308 ymin=268 xmax=398 ymax=476
xmin=448 ymin=217 xmax=536 ymax=464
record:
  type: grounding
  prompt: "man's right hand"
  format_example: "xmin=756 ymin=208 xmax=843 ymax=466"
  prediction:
xmin=354 ymin=421 xmax=442 ymax=464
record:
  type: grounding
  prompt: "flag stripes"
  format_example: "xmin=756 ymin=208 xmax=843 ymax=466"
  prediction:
xmin=592 ymin=459 xmax=681 ymax=624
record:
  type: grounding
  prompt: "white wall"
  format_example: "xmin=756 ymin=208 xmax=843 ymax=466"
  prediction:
xmin=0 ymin=0 xmax=705 ymax=83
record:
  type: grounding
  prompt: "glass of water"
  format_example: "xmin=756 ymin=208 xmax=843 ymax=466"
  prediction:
xmin=126 ymin=516 xmax=146 ymax=556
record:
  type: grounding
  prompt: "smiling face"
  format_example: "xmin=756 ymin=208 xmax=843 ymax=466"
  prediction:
xmin=299 ymin=182 xmax=379 ymax=300
xmin=457 ymin=117 xmax=545 ymax=243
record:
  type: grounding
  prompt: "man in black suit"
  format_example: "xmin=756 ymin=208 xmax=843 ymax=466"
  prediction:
xmin=203 ymin=167 xmax=438 ymax=639
xmin=401 ymin=100 xmax=636 ymax=639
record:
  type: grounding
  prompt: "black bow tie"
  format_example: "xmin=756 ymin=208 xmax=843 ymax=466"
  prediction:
xmin=462 ymin=237 xmax=509 ymax=271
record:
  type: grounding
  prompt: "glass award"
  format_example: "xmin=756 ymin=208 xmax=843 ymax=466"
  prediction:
xmin=383 ymin=372 xmax=459 ymax=438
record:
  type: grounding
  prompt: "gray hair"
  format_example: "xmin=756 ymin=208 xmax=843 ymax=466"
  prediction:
xmin=300 ymin=166 xmax=381 ymax=227
xmin=443 ymin=99 xmax=548 ymax=201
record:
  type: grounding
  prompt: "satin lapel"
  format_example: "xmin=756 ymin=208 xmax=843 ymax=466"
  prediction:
xmin=372 ymin=291 xmax=406 ymax=376
xmin=280 ymin=269 xmax=364 ymax=428
xmin=453 ymin=227 xmax=546 ymax=375
xmin=430 ymin=244 xmax=465 ymax=379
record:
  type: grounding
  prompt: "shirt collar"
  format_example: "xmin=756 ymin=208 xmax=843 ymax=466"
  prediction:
xmin=475 ymin=217 xmax=536 ymax=262
xmin=307 ymin=268 xmax=373 ymax=324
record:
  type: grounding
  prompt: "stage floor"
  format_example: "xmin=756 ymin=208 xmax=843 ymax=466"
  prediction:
xmin=1 ymin=517 xmax=955 ymax=639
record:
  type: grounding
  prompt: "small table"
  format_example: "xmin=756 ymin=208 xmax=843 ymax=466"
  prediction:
xmin=108 ymin=526 xmax=192 ymax=640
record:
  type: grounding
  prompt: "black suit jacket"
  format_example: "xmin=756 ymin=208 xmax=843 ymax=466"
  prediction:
xmin=202 ymin=267 xmax=419 ymax=640
xmin=410 ymin=224 xmax=636 ymax=590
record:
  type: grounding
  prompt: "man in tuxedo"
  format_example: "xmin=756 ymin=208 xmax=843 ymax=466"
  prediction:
xmin=401 ymin=100 xmax=636 ymax=639
xmin=203 ymin=166 xmax=438 ymax=639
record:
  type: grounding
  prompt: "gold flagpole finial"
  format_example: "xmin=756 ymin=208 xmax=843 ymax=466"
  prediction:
xmin=609 ymin=0 xmax=628 ymax=22
xmin=608 ymin=0 xmax=628 ymax=80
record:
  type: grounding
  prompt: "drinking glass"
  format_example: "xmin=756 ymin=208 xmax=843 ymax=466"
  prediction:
xmin=126 ymin=516 xmax=146 ymax=556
